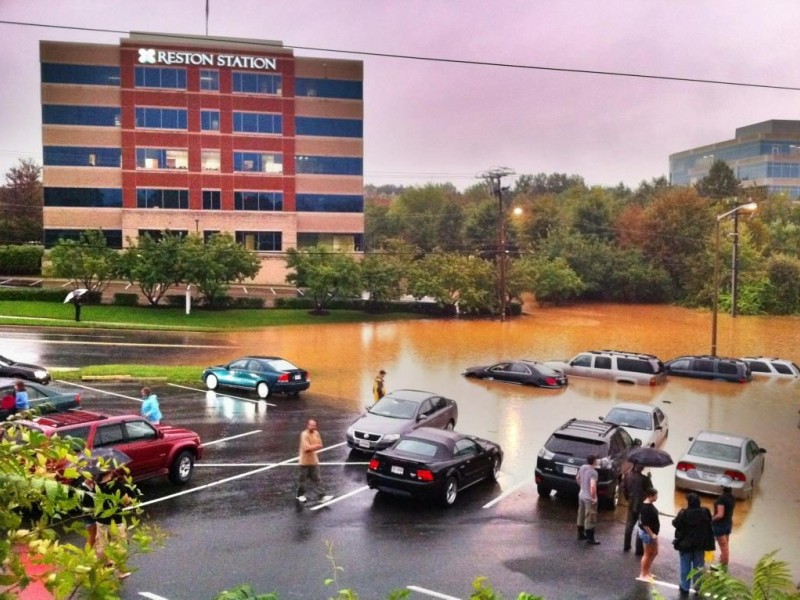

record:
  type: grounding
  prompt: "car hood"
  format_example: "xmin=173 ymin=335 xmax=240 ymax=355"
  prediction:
xmin=349 ymin=412 xmax=414 ymax=435
xmin=158 ymin=424 xmax=202 ymax=442
xmin=9 ymin=362 xmax=47 ymax=372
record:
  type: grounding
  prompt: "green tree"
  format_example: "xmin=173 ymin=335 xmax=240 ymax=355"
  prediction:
xmin=182 ymin=233 xmax=261 ymax=307
xmin=527 ymin=256 xmax=585 ymax=305
xmin=284 ymin=246 xmax=362 ymax=313
xmin=116 ymin=232 xmax=186 ymax=306
xmin=759 ymin=254 xmax=800 ymax=314
xmin=48 ymin=229 xmax=119 ymax=294
xmin=407 ymin=252 xmax=494 ymax=314
xmin=360 ymin=251 xmax=405 ymax=310
xmin=696 ymin=159 xmax=740 ymax=199
xmin=0 ymin=158 xmax=42 ymax=245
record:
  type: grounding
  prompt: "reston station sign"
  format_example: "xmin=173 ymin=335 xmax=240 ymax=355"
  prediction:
xmin=138 ymin=48 xmax=277 ymax=70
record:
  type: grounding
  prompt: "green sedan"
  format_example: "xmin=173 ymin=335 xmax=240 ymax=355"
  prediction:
xmin=202 ymin=356 xmax=310 ymax=399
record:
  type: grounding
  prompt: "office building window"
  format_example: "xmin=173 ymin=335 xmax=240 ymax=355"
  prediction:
xmin=138 ymin=230 xmax=189 ymax=242
xmin=44 ymin=187 xmax=122 ymax=208
xmin=136 ymin=148 xmax=189 ymax=170
xmin=201 ymin=149 xmax=221 ymax=171
xmin=202 ymin=230 xmax=221 ymax=242
xmin=232 ymin=72 xmax=281 ymax=95
xmin=201 ymin=110 xmax=220 ymax=131
xmin=44 ymin=229 xmax=122 ymax=249
xmin=234 ymin=191 xmax=283 ymax=211
xmin=295 ymin=117 xmax=362 ymax=138
xmin=202 ymin=190 xmax=221 ymax=210
xmin=232 ymin=112 xmax=282 ymax=134
xmin=297 ymin=233 xmax=363 ymax=252
xmin=135 ymin=107 xmax=188 ymax=130
xmin=44 ymin=146 xmax=121 ymax=168
xmin=42 ymin=63 xmax=120 ymax=86
xmin=236 ymin=231 xmax=282 ymax=251
xmin=295 ymin=155 xmax=362 ymax=176
xmin=295 ymin=194 xmax=363 ymax=213
xmin=135 ymin=66 xmax=187 ymax=89
xmin=42 ymin=105 xmax=120 ymax=127
xmin=136 ymin=188 xmax=189 ymax=209
xmin=200 ymin=69 xmax=219 ymax=91
xmin=295 ymin=78 xmax=362 ymax=100
xmin=233 ymin=152 xmax=283 ymax=173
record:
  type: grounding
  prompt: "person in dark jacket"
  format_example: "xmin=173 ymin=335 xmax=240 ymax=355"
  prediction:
xmin=672 ymin=493 xmax=714 ymax=595
xmin=622 ymin=463 xmax=651 ymax=554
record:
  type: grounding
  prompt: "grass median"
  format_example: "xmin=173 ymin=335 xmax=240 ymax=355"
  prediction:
xmin=0 ymin=301 xmax=424 ymax=331
xmin=52 ymin=364 xmax=203 ymax=386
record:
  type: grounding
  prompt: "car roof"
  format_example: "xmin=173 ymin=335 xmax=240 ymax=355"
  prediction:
xmin=669 ymin=355 xmax=745 ymax=363
xmin=401 ymin=427 xmax=463 ymax=449
xmin=384 ymin=389 xmax=439 ymax=403
xmin=584 ymin=349 xmax=661 ymax=360
xmin=554 ymin=418 xmax=619 ymax=440
xmin=606 ymin=402 xmax=656 ymax=414
xmin=741 ymin=356 xmax=794 ymax=363
xmin=31 ymin=410 xmax=115 ymax=429
xmin=240 ymin=356 xmax=283 ymax=361
xmin=693 ymin=430 xmax=750 ymax=446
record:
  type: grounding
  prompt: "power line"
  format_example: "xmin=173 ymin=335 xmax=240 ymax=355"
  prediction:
xmin=1 ymin=19 xmax=800 ymax=92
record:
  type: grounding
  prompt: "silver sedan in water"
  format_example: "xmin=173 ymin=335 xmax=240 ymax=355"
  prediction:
xmin=675 ymin=430 xmax=767 ymax=500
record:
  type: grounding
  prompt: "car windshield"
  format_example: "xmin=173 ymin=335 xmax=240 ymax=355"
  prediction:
xmin=0 ymin=356 xmax=13 ymax=367
xmin=689 ymin=440 xmax=741 ymax=463
xmin=394 ymin=439 xmax=441 ymax=458
xmin=265 ymin=359 xmax=298 ymax=372
xmin=369 ymin=396 xmax=419 ymax=419
xmin=605 ymin=408 xmax=651 ymax=430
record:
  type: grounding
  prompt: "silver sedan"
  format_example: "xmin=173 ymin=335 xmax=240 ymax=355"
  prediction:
xmin=674 ymin=430 xmax=767 ymax=500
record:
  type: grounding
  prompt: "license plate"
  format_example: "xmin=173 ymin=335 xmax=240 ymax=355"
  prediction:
xmin=698 ymin=470 xmax=718 ymax=481
xmin=391 ymin=466 xmax=404 ymax=475
xmin=358 ymin=440 xmax=371 ymax=449
xmin=562 ymin=465 xmax=578 ymax=475
xmin=293 ymin=374 xmax=302 ymax=380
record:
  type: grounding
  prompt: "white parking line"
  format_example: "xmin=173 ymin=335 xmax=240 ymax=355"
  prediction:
xmin=197 ymin=461 xmax=369 ymax=467
xmin=406 ymin=585 xmax=462 ymax=599
xmin=200 ymin=430 xmax=262 ymax=447
xmin=57 ymin=380 xmax=141 ymax=403
xmin=482 ymin=476 xmax=534 ymax=509
xmin=139 ymin=593 xmax=170 ymax=600
xmin=168 ymin=382 xmax=277 ymax=407
xmin=309 ymin=485 xmax=371 ymax=510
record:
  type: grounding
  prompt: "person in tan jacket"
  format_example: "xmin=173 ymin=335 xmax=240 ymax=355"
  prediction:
xmin=296 ymin=419 xmax=333 ymax=503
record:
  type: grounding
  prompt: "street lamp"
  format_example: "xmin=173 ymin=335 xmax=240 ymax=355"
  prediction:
xmin=711 ymin=201 xmax=757 ymax=357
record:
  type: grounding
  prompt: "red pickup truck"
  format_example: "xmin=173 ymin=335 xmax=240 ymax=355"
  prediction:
xmin=12 ymin=410 xmax=203 ymax=485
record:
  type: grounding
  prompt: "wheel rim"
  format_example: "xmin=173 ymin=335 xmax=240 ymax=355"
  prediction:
xmin=206 ymin=374 xmax=218 ymax=390
xmin=446 ymin=421 xmax=454 ymax=431
xmin=179 ymin=457 xmax=192 ymax=480
xmin=445 ymin=479 xmax=457 ymax=504
xmin=257 ymin=382 xmax=269 ymax=398
xmin=492 ymin=457 xmax=500 ymax=478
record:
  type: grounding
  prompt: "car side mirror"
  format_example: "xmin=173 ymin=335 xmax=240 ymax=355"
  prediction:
xmin=655 ymin=425 xmax=662 ymax=431
xmin=760 ymin=448 xmax=767 ymax=454
xmin=157 ymin=428 xmax=165 ymax=439
xmin=598 ymin=416 xmax=604 ymax=422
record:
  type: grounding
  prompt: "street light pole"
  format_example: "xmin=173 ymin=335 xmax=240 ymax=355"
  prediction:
xmin=480 ymin=168 xmax=515 ymax=322
xmin=710 ymin=201 xmax=757 ymax=357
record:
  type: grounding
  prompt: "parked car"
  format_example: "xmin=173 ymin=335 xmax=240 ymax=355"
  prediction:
xmin=0 ymin=378 xmax=80 ymax=421
xmin=462 ymin=360 xmax=567 ymax=389
xmin=0 ymin=355 xmax=51 ymax=385
xmin=543 ymin=350 xmax=666 ymax=386
xmin=7 ymin=410 xmax=203 ymax=484
xmin=600 ymin=402 xmax=669 ymax=448
xmin=346 ymin=389 xmax=458 ymax=453
xmin=740 ymin=356 xmax=800 ymax=378
xmin=664 ymin=355 xmax=751 ymax=383
xmin=366 ymin=427 xmax=502 ymax=506
xmin=535 ymin=418 xmax=637 ymax=509
xmin=675 ymin=430 xmax=766 ymax=500
xmin=202 ymin=355 xmax=310 ymax=399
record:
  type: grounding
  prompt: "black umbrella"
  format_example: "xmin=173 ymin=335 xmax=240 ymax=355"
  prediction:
xmin=626 ymin=446 xmax=673 ymax=468
xmin=79 ymin=447 xmax=132 ymax=475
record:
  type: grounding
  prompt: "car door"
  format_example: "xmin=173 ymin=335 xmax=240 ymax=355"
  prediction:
xmin=508 ymin=362 xmax=532 ymax=385
xmin=223 ymin=359 xmax=251 ymax=387
xmin=568 ymin=354 xmax=594 ymax=378
xmin=486 ymin=363 xmax=512 ymax=382
xmin=745 ymin=439 xmax=765 ymax=487
xmin=92 ymin=419 xmax=160 ymax=479
xmin=593 ymin=355 xmax=613 ymax=381
xmin=415 ymin=398 xmax=440 ymax=429
xmin=653 ymin=407 xmax=668 ymax=447
xmin=453 ymin=438 xmax=487 ymax=484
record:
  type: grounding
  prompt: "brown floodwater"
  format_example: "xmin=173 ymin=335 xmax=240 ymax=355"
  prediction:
xmin=205 ymin=303 xmax=800 ymax=576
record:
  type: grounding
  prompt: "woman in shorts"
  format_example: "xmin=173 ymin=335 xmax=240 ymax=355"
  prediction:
xmin=638 ymin=488 xmax=660 ymax=580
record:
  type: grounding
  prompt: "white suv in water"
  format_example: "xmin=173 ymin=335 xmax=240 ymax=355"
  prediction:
xmin=544 ymin=350 xmax=666 ymax=386
xmin=740 ymin=356 xmax=800 ymax=378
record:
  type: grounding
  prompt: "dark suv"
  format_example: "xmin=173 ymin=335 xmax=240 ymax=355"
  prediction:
xmin=664 ymin=355 xmax=752 ymax=383
xmin=535 ymin=419 xmax=636 ymax=509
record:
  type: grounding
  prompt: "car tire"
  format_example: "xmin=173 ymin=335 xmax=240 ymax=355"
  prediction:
xmin=599 ymin=478 xmax=620 ymax=510
xmin=205 ymin=374 xmax=218 ymax=390
xmin=490 ymin=455 xmax=501 ymax=481
xmin=537 ymin=484 xmax=552 ymax=497
xmin=169 ymin=450 xmax=194 ymax=485
xmin=443 ymin=476 xmax=458 ymax=506
xmin=256 ymin=381 xmax=270 ymax=399
xmin=445 ymin=420 xmax=455 ymax=431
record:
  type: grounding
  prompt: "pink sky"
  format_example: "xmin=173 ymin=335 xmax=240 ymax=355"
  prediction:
xmin=1 ymin=0 xmax=799 ymax=190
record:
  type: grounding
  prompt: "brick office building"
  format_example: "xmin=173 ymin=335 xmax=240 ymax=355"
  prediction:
xmin=41 ymin=32 xmax=364 ymax=283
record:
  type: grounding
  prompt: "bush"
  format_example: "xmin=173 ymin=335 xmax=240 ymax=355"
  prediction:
xmin=113 ymin=293 xmax=139 ymax=306
xmin=0 ymin=287 xmax=66 ymax=302
xmin=0 ymin=244 xmax=43 ymax=275
xmin=230 ymin=297 xmax=265 ymax=309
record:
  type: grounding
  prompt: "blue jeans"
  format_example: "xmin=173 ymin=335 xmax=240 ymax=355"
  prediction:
xmin=679 ymin=550 xmax=705 ymax=591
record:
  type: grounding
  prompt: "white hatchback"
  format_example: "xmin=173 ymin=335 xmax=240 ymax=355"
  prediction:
xmin=600 ymin=402 xmax=669 ymax=448
xmin=740 ymin=357 xmax=800 ymax=378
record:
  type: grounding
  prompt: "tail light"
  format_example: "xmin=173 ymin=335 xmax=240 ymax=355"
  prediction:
xmin=416 ymin=469 xmax=434 ymax=482
xmin=544 ymin=377 xmax=557 ymax=386
xmin=676 ymin=461 xmax=696 ymax=472
xmin=306 ymin=371 xmax=310 ymax=382
xmin=277 ymin=373 xmax=289 ymax=383
xmin=649 ymin=377 xmax=657 ymax=386
xmin=724 ymin=469 xmax=746 ymax=482
xmin=75 ymin=394 xmax=81 ymax=405
xmin=368 ymin=458 xmax=380 ymax=470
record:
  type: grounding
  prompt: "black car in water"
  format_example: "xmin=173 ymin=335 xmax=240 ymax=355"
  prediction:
xmin=463 ymin=360 xmax=567 ymax=388
xmin=0 ymin=355 xmax=51 ymax=385
xmin=366 ymin=427 xmax=502 ymax=506
xmin=664 ymin=355 xmax=752 ymax=383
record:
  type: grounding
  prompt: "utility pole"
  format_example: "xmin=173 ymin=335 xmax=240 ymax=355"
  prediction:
xmin=479 ymin=167 xmax=515 ymax=322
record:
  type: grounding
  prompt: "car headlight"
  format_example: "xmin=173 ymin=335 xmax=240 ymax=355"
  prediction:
xmin=538 ymin=447 xmax=554 ymax=460
xmin=383 ymin=433 xmax=400 ymax=442
xmin=346 ymin=426 xmax=355 ymax=437
xmin=34 ymin=370 xmax=48 ymax=380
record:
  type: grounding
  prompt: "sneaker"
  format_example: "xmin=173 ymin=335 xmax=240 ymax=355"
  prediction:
xmin=320 ymin=495 xmax=333 ymax=502
xmin=296 ymin=495 xmax=307 ymax=502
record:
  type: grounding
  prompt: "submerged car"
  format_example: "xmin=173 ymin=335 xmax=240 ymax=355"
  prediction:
xmin=675 ymin=430 xmax=766 ymax=500
xmin=740 ymin=357 xmax=800 ymax=378
xmin=366 ymin=427 xmax=502 ymax=506
xmin=543 ymin=350 xmax=666 ymax=386
xmin=463 ymin=360 xmax=567 ymax=388
xmin=600 ymin=402 xmax=669 ymax=448
xmin=202 ymin=356 xmax=310 ymax=399
xmin=346 ymin=389 xmax=458 ymax=453
xmin=0 ymin=355 xmax=51 ymax=385
xmin=665 ymin=355 xmax=752 ymax=383
xmin=0 ymin=378 xmax=80 ymax=421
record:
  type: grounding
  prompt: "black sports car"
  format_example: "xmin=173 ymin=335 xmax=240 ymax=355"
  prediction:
xmin=366 ymin=427 xmax=502 ymax=506
xmin=0 ymin=355 xmax=51 ymax=385
xmin=463 ymin=360 xmax=567 ymax=389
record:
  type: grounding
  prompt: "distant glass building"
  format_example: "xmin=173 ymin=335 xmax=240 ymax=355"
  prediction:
xmin=669 ymin=120 xmax=800 ymax=199
xmin=40 ymin=33 xmax=364 ymax=282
